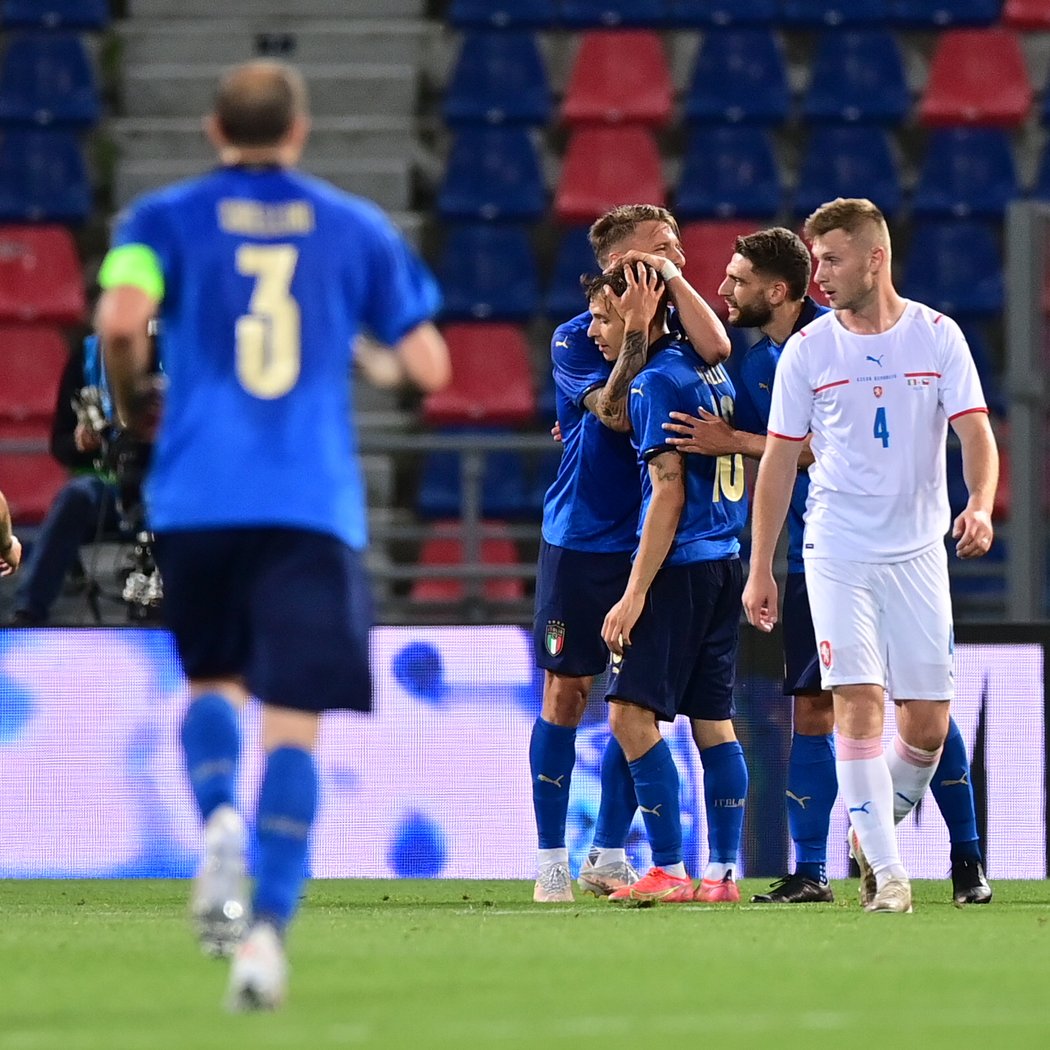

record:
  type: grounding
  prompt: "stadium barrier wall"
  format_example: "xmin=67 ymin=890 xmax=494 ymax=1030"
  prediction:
xmin=0 ymin=625 xmax=1045 ymax=880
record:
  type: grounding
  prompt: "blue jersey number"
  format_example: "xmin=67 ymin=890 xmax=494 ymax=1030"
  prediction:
xmin=873 ymin=406 xmax=890 ymax=448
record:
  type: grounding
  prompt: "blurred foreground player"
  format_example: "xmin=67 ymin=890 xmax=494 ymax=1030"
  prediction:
xmin=97 ymin=60 xmax=449 ymax=1008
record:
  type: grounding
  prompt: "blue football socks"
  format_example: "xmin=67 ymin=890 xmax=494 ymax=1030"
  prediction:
xmin=592 ymin=735 xmax=637 ymax=850
xmin=930 ymin=716 xmax=982 ymax=863
xmin=700 ymin=740 xmax=748 ymax=867
xmin=786 ymin=731 xmax=837 ymax=883
xmin=253 ymin=746 xmax=318 ymax=931
xmin=628 ymin=739 xmax=682 ymax=869
xmin=180 ymin=692 xmax=240 ymax=821
xmin=529 ymin=718 xmax=577 ymax=850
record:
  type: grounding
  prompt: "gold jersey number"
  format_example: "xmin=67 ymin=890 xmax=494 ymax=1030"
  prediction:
xmin=235 ymin=244 xmax=301 ymax=398
xmin=712 ymin=393 xmax=745 ymax=503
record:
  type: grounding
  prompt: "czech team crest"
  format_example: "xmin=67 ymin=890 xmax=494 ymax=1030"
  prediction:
xmin=819 ymin=640 xmax=832 ymax=669
xmin=545 ymin=620 xmax=566 ymax=657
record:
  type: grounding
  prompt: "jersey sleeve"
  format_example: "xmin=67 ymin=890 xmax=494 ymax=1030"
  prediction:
xmin=767 ymin=334 xmax=812 ymax=440
xmin=358 ymin=208 xmax=442 ymax=346
xmin=98 ymin=195 xmax=175 ymax=300
xmin=629 ymin=370 xmax=677 ymax=462
xmin=552 ymin=322 xmax=609 ymax=410
xmin=937 ymin=316 xmax=988 ymax=421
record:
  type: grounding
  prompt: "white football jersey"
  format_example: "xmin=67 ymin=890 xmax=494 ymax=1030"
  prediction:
xmin=769 ymin=300 xmax=988 ymax=562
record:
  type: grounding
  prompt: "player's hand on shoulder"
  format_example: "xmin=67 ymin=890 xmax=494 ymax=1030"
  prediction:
xmin=663 ymin=408 xmax=736 ymax=457
xmin=742 ymin=570 xmax=777 ymax=632
xmin=0 ymin=534 xmax=22 ymax=575
xmin=952 ymin=507 xmax=994 ymax=559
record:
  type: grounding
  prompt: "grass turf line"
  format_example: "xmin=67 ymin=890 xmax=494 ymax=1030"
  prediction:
xmin=0 ymin=879 xmax=1048 ymax=1050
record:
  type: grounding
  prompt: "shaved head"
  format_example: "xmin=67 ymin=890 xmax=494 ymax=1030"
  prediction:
xmin=213 ymin=60 xmax=308 ymax=148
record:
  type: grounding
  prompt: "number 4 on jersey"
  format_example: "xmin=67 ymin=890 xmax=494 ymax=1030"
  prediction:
xmin=873 ymin=406 xmax=890 ymax=448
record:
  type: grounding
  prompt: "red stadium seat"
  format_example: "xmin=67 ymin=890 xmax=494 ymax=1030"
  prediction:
xmin=410 ymin=520 xmax=525 ymax=602
xmin=0 ymin=325 xmax=67 ymax=436
xmin=0 ymin=225 xmax=84 ymax=324
xmin=1003 ymin=0 xmax=1050 ymax=29
xmin=919 ymin=29 xmax=1032 ymax=128
xmin=554 ymin=126 xmax=665 ymax=224
xmin=423 ymin=323 xmax=535 ymax=426
xmin=680 ymin=220 xmax=765 ymax=317
xmin=0 ymin=452 xmax=68 ymax=523
xmin=561 ymin=31 xmax=673 ymax=128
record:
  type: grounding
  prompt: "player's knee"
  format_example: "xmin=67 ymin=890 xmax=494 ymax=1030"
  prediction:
xmin=897 ymin=700 xmax=950 ymax=751
xmin=793 ymin=691 xmax=834 ymax=735
xmin=691 ymin=718 xmax=736 ymax=750
xmin=540 ymin=672 xmax=590 ymax=726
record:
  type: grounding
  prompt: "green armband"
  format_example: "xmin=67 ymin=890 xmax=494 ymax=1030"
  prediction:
xmin=98 ymin=243 xmax=165 ymax=301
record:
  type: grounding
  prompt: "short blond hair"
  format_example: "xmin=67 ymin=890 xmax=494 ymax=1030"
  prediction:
xmin=803 ymin=197 xmax=890 ymax=247
xmin=588 ymin=204 xmax=680 ymax=267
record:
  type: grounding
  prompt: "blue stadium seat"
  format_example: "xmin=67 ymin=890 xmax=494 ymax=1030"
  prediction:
xmin=793 ymin=126 xmax=902 ymax=217
xmin=438 ymin=224 xmax=540 ymax=322
xmin=448 ymin=0 xmax=559 ymax=27
xmin=669 ymin=0 xmax=777 ymax=25
xmin=443 ymin=31 xmax=551 ymax=127
xmin=1 ymin=0 xmax=108 ymax=29
xmin=544 ymin=225 xmax=598 ymax=319
xmin=684 ymin=29 xmax=789 ymax=125
xmin=912 ymin=128 xmax=1018 ymax=220
xmin=417 ymin=444 xmax=532 ymax=519
xmin=0 ymin=129 xmax=89 ymax=222
xmin=676 ymin=126 xmax=782 ymax=219
xmin=437 ymin=127 xmax=545 ymax=222
xmin=802 ymin=31 xmax=909 ymax=124
xmin=560 ymin=0 xmax=670 ymax=27
xmin=0 ymin=32 xmax=100 ymax=127
xmin=536 ymin=368 xmax=558 ymax=420
xmin=1029 ymin=138 xmax=1050 ymax=201
xmin=902 ymin=220 xmax=1003 ymax=317
xmin=889 ymin=0 xmax=1001 ymax=25
xmin=781 ymin=0 xmax=891 ymax=24
xmin=959 ymin=323 xmax=1007 ymax=418
xmin=527 ymin=449 xmax=562 ymax=515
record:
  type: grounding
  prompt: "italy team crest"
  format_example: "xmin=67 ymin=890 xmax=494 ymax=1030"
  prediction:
xmin=545 ymin=620 xmax=566 ymax=657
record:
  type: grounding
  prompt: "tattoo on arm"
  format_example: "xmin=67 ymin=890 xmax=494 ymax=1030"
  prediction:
xmin=654 ymin=457 xmax=681 ymax=483
xmin=592 ymin=329 xmax=649 ymax=432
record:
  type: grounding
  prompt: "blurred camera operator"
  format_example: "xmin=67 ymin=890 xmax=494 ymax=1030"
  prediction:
xmin=10 ymin=331 xmax=150 ymax=624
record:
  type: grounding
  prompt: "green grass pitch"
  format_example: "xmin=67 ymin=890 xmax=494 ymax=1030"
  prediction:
xmin=1 ymin=878 xmax=1048 ymax=1050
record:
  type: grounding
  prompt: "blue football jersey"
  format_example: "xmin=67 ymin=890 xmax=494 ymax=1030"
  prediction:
xmin=629 ymin=336 xmax=747 ymax=565
xmin=734 ymin=297 xmax=828 ymax=573
xmin=109 ymin=165 xmax=441 ymax=549
xmin=541 ymin=311 xmax=640 ymax=553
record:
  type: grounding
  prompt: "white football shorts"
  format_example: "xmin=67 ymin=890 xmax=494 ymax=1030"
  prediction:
xmin=803 ymin=545 xmax=953 ymax=700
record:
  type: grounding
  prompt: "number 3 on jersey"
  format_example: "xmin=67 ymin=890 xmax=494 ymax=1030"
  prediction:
xmin=873 ymin=406 xmax=890 ymax=448
xmin=235 ymin=244 xmax=301 ymax=398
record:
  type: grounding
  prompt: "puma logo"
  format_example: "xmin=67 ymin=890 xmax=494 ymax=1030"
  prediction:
xmin=758 ymin=382 xmax=770 ymax=391
xmin=538 ymin=774 xmax=565 ymax=788
xmin=786 ymin=790 xmax=811 ymax=809
xmin=848 ymin=800 xmax=872 ymax=815
xmin=554 ymin=339 xmax=569 ymax=348
xmin=639 ymin=803 xmax=663 ymax=816
xmin=866 ymin=354 xmax=884 ymax=367
xmin=940 ymin=771 xmax=970 ymax=788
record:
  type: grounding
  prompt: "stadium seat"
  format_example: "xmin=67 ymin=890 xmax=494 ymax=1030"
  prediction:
xmin=410 ymin=520 xmax=524 ymax=603
xmin=1 ymin=0 xmax=109 ymax=29
xmin=684 ymin=29 xmax=789 ymax=125
xmin=559 ymin=0 xmax=669 ymax=27
xmin=912 ymin=128 xmax=1018 ymax=220
xmin=0 ymin=452 xmax=69 ymax=524
xmin=902 ymin=220 xmax=1003 ymax=317
xmin=676 ymin=126 xmax=782 ymax=219
xmin=416 ymin=446 xmax=533 ymax=519
xmin=423 ymin=323 xmax=535 ymax=426
xmin=919 ymin=29 xmax=1032 ymax=128
xmin=561 ymin=31 xmax=673 ymax=128
xmin=437 ymin=127 xmax=545 ymax=222
xmin=544 ymin=225 xmax=598 ymax=320
xmin=680 ymin=220 xmax=767 ymax=316
xmin=1028 ymin=139 xmax=1050 ymax=202
xmin=527 ymin=449 xmax=561 ymax=514
xmin=793 ymin=126 xmax=902 ymax=217
xmin=0 ymin=32 xmax=100 ymax=128
xmin=889 ymin=0 xmax=1002 ymax=26
xmin=448 ymin=0 xmax=559 ymax=27
xmin=781 ymin=0 xmax=891 ymax=25
xmin=443 ymin=31 xmax=551 ymax=127
xmin=0 ymin=225 xmax=85 ymax=324
xmin=554 ymin=126 xmax=665 ymax=224
xmin=437 ymin=224 xmax=540 ymax=322
xmin=802 ymin=30 xmax=909 ymax=124
xmin=0 ymin=325 xmax=68 ymax=436
xmin=0 ymin=128 xmax=90 ymax=222
xmin=1004 ymin=0 xmax=1050 ymax=28
xmin=960 ymin=322 xmax=1007 ymax=419
xmin=669 ymin=0 xmax=777 ymax=25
